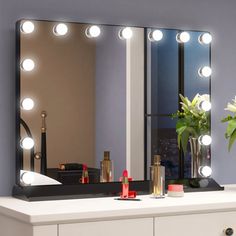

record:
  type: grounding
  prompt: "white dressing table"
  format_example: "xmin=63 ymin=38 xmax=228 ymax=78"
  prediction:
xmin=1 ymin=185 xmax=236 ymax=236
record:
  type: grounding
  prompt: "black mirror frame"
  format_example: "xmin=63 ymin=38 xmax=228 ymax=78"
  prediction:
xmin=14 ymin=19 xmax=223 ymax=201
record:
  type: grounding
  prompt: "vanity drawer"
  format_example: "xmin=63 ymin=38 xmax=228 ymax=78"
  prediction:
xmin=59 ymin=218 xmax=153 ymax=236
xmin=155 ymin=211 xmax=236 ymax=236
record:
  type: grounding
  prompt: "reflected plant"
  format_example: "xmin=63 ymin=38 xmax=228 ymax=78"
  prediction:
xmin=222 ymin=96 xmax=236 ymax=151
xmin=173 ymin=94 xmax=210 ymax=153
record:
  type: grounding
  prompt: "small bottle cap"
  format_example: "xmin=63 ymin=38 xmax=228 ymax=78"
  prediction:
xmin=104 ymin=151 xmax=110 ymax=160
xmin=153 ymin=155 xmax=161 ymax=165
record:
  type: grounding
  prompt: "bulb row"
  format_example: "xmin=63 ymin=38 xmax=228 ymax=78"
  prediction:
xmin=21 ymin=58 xmax=212 ymax=79
xmin=21 ymin=21 xmax=212 ymax=44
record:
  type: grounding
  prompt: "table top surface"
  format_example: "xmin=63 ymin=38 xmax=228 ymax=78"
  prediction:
xmin=1 ymin=185 xmax=236 ymax=225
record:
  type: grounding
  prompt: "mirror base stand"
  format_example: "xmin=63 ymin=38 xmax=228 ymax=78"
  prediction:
xmin=12 ymin=178 xmax=223 ymax=201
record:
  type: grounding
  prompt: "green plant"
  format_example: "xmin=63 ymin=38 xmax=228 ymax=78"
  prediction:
xmin=222 ymin=96 xmax=236 ymax=151
xmin=173 ymin=94 xmax=210 ymax=153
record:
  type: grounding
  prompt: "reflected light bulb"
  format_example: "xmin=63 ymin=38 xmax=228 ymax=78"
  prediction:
xmin=21 ymin=137 xmax=35 ymax=150
xmin=119 ymin=27 xmax=133 ymax=40
xmin=198 ymin=135 xmax=212 ymax=146
xmin=53 ymin=23 xmax=68 ymax=36
xmin=199 ymin=33 xmax=212 ymax=45
xmin=21 ymin=21 xmax=35 ymax=34
xmin=149 ymin=30 xmax=163 ymax=42
xmin=21 ymin=172 xmax=35 ymax=185
xmin=21 ymin=98 xmax=34 ymax=110
xmin=198 ymin=66 xmax=212 ymax=77
xmin=86 ymin=25 xmax=101 ymax=38
xmin=199 ymin=166 xmax=212 ymax=178
xmin=176 ymin=32 xmax=190 ymax=43
xmin=199 ymin=100 xmax=211 ymax=111
xmin=21 ymin=59 xmax=35 ymax=72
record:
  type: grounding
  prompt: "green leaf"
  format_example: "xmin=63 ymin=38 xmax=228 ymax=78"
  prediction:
xmin=226 ymin=119 xmax=236 ymax=138
xmin=191 ymin=94 xmax=200 ymax=106
xmin=228 ymin=129 xmax=236 ymax=151
xmin=221 ymin=115 xmax=233 ymax=123
xmin=180 ymin=130 xmax=190 ymax=154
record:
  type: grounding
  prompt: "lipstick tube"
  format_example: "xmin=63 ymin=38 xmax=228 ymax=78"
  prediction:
xmin=81 ymin=164 xmax=89 ymax=184
xmin=121 ymin=170 xmax=129 ymax=198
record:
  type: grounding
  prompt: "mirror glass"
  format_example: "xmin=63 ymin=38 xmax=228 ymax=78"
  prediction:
xmin=17 ymin=19 xmax=211 ymax=186
xmin=146 ymin=29 xmax=211 ymax=179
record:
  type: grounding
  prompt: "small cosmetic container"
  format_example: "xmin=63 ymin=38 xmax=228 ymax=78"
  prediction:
xmin=167 ymin=184 xmax=184 ymax=197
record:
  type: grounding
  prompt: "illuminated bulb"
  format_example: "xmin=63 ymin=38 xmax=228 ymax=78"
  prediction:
xmin=20 ymin=137 xmax=34 ymax=150
xmin=119 ymin=27 xmax=133 ymax=40
xmin=198 ymin=66 xmax=212 ymax=77
xmin=176 ymin=32 xmax=190 ymax=43
xmin=148 ymin=30 xmax=163 ymax=42
xmin=199 ymin=166 xmax=212 ymax=178
xmin=85 ymin=25 xmax=101 ymax=38
xmin=21 ymin=21 xmax=35 ymax=34
xmin=198 ymin=135 xmax=212 ymax=146
xmin=21 ymin=98 xmax=34 ymax=110
xmin=21 ymin=59 xmax=35 ymax=72
xmin=199 ymin=33 xmax=212 ymax=45
xmin=20 ymin=172 xmax=34 ymax=185
xmin=199 ymin=100 xmax=211 ymax=111
xmin=53 ymin=23 xmax=68 ymax=36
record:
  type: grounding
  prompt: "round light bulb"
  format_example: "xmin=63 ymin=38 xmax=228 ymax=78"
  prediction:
xmin=21 ymin=59 xmax=35 ymax=72
xmin=198 ymin=135 xmax=212 ymax=146
xmin=85 ymin=25 xmax=101 ymax=38
xmin=21 ymin=172 xmax=35 ymax=185
xmin=148 ymin=30 xmax=163 ymax=42
xmin=53 ymin=23 xmax=68 ymax=36
xmin=21 ymin=21 xmax=35 ymax=34
xmin=199 ymin=100 xmax=211 ymax=111
xmin=198 ymin=66 xmax=212 ymax=77
xmin=21 ymin=98 xmax=34 ymax=110
xmin=176 ymin=32 xmax=190 ymax=43
xmin=199 ymin=33 xmax=212 ymax=45
xmin=20 ymin=137 xmax=35 ymax=150
xmin=199 ymin=166 xmax=212 ymax=178
xmin=119 ymin=27 xmax=133 ymax=40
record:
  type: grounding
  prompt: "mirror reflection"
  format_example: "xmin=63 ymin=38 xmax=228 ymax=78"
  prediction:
xmin=20 ymin=20 xmax=145 ymax=184
xmin=17 ymin=19 xmax=211 ymax=186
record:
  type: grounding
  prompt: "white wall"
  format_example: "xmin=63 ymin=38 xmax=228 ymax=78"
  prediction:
xmin=0 ymin=0 xmax=236 ymax=194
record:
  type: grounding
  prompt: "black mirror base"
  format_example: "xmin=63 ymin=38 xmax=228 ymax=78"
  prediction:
xmin=12 ymin=178 xmax=224 ymax=201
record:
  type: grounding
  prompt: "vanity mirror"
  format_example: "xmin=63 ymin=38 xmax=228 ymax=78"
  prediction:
xmin=14 ymin=19 xmax=222 ymax=201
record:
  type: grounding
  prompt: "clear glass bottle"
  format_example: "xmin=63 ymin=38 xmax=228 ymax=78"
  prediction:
xmin=100 ymin=151 xmax=114 ymax=182
xmin=150 ymin=155 xmax=165 ymax=198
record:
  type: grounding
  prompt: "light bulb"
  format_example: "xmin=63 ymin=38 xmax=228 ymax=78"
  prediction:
xmin=198 ymin=66 xmax=212 ymax=77
xmin=20 ymin=172 xmax=35 ymax=185
xmin=20 ymin=137 xmax=34 ymax=150
xmin=148 ymin=30 xmax=163 ymax=42
xmin=198 ymin=135 xmax=212 ymax=146
xmin=199 ymin=33 xmax=212 ymax=45
xmin=119 ymin=27 xmax=133 ymax=40
xmin=199 ymin=166 xmax=212 ymax=177
xmin=53 ymin=23 xmax=68 ymax=36
xmin=85 ymin=25 xmax=101 ymax=38
xmin=176 ymin=32 xmax=190 ymax=43
xmin=199 ymin=100 xmax=211 ymax=111
xmin=21 ymin=98 xmax=34 ymax=110
xmin=20 ymin=21 xmax=35 ymax=34
xmin=21 ymin=59 xmax=35 ymax=72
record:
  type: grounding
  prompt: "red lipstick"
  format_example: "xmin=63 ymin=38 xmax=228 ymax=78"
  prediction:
xmin=81 ymin=164 xmax=89 ymax=184
xmin=121 ymin=170 xmax=129 ymax=198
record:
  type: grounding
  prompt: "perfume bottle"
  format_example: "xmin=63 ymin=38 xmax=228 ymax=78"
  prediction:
xmin=150 ymin=155 xmax=165 ymax=198
xmin=100 ymin=151 xmax=114 ymax=182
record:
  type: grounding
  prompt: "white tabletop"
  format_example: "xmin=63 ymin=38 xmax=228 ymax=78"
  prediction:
xmin=1 ymin=185 xmax=236 ymax=225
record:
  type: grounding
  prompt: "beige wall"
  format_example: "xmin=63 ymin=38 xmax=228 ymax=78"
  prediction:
xmin=21 ymin=21 xmax=95 ymax=171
